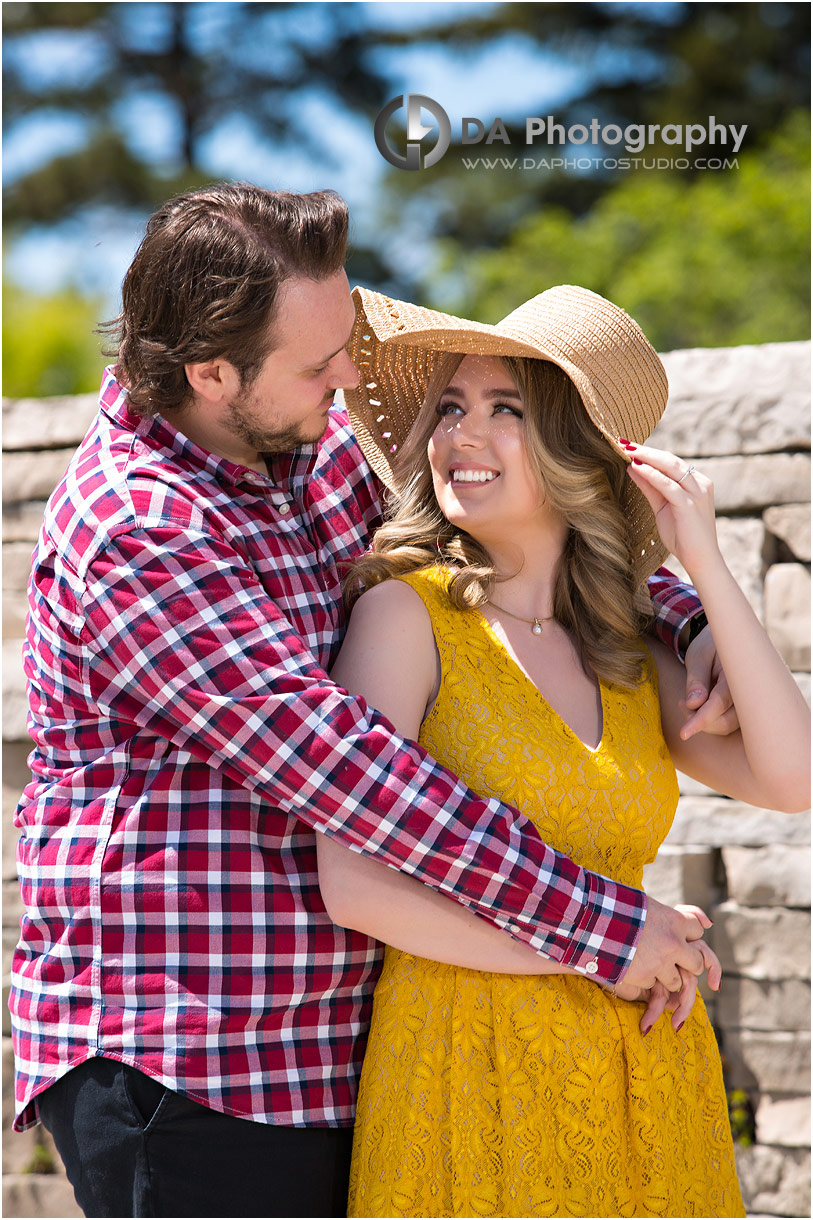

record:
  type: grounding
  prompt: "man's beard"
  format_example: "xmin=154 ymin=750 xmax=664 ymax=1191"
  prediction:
xmin=226 ymin=390 xmax=333 ymax=456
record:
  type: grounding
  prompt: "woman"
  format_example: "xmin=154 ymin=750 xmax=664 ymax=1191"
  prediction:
xmin=317 ymin=286 xmax=809 ymax=1218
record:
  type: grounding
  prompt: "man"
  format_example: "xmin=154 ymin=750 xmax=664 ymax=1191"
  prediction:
xmin=11 ymin=184 xmax=728 ymax=1218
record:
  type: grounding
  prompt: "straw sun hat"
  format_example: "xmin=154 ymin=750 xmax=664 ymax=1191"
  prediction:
xmin=345 ymin=283 xmax=670 ymax=585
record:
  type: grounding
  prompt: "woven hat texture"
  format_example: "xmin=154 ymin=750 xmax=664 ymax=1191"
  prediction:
xmin=345 ymin=284 xmax=670 ymax=585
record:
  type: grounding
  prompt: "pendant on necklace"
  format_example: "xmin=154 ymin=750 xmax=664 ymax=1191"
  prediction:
xmin=532 ymin=619 xmax=544 ymax=635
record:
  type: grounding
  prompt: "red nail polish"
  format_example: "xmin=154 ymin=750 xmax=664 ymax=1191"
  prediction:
xmin=632 ymin=458 xmax=642 ymax=465
xmin=676 ymin=1021 xmax=685 ymax=1033
xmin=618 ymin=437 xmax=629 ymax=445
xmin=642 ymin=1024 xmax=652 ymax=1037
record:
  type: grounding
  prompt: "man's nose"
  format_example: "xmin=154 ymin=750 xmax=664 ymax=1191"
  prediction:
xmin=332 ymin=350 xmax=359 ymax=391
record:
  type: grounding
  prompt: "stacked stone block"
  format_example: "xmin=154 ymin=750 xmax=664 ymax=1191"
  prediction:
xmin=643 ymin=341 xmax=811 ymax=1219
xmin=2 ymin=342 xmax=810 ymax=1217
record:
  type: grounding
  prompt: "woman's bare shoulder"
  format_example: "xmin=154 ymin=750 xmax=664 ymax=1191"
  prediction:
xmin=332 ymin=577 xmax=438 ymax=737
xmin=347 ymin=575 xmax=435 ymax=633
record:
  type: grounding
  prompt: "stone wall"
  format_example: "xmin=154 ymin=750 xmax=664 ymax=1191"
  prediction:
xmin=644 ymin=341 xmax=811 ymax=1219
xmin=2 ymin=341 xmax=810 ymax=1218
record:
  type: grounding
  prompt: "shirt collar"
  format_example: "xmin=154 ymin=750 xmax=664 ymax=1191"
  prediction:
xmin=264 ymin=444 xmax=320 ymax=489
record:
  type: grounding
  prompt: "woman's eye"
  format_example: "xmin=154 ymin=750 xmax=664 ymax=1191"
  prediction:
xmin=494 ymin=402 xmax=523 ymax=418
xmin=437 ymin=401 xmax=463 ymax=417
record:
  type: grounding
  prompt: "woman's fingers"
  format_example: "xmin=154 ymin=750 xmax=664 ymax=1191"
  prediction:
xmin=622 ymin=461 xmax=668 ymax=520
xmin=622 ymin=443 xmax=707 ymax=489
xmin=698 ymin=940 xmax=723 ymax=992
xmin=668 ymin=968 xmax=699 ymax=1031
xmin=640 ymin=967 xmax=705 ymax=1036
xmin=639 ymin=981 xmax=670 ymax=1035
xmin=624 ymin=444 xmax=719 ymax=573
xmin=624 ymin=445 xmax=711 ymax=501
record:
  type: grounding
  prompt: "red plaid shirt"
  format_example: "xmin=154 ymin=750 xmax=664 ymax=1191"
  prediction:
xmin=11 ymin=370 xmax=700 ymax=1131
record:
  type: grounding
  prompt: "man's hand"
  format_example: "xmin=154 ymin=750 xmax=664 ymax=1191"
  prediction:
xmin=622 ymin=898 xmax=722 ymax=994
xmin=681 ymin=624 xmax=739 ymax=740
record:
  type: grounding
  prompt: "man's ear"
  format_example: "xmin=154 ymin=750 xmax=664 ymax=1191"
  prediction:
xmin=184 ymin=357 xmax=239 ymax=405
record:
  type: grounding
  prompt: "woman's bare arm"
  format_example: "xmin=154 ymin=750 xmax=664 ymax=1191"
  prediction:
xmin=323 ymin=578 xmax=576 ymax=974
xmin=629 ymin=447 xmax=810 ymax=813
xmin=317 ymin=832 xmax=576 ymax=974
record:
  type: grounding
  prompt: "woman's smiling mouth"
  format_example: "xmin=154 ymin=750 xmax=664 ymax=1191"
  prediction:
xmin=449 ymin=467 xmax=499 ymax=485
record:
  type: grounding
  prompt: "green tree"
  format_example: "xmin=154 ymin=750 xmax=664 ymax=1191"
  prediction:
xmin=2 ymin=282 xmax=105 ymax=396
xmin=4 ymin=3 xmax=808 ymax=297
xmin=378 ymin=2 xmax=810 ymax=270
xmin=429 ymin=110 xmax=810 ymax=350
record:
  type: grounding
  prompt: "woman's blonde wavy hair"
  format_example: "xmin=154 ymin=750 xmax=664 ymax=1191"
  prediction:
xmin=347 ymin=353 xmax=653 ymax=688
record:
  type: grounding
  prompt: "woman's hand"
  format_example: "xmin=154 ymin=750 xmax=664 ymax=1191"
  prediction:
xmin=615 ymin=972 xmax=702 ymax=1036
xmin=611 ymin=977 xmax=679 ymax=1030
xmin=613 ymin=904 xmax=722 ymax=1035
xmin=624 ymin=444 xmax=721 ymax=580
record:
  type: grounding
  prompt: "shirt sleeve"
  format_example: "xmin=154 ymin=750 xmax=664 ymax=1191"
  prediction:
xmin=646 ymin=566 xmax=703 ymax=657
xmin=82 ymin=525 xmax=647 ymax=984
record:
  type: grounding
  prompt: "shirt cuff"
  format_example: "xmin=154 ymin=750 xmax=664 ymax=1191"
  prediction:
xmin=558 ymin=872 xmax=648 ymax=985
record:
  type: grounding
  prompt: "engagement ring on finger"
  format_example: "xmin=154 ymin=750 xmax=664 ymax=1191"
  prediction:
xmin=676 ymin=465 xmax=696 ymax=484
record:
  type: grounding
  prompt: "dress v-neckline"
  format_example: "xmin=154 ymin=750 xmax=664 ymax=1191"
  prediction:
xmin=475 ymin=610 xmax=607 ymax=754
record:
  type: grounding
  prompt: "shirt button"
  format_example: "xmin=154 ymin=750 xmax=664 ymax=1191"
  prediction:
xmin=278 ymin=503 xmax=290 ymax=515
xmin=585 ymin=960 xmax=599 ymax=974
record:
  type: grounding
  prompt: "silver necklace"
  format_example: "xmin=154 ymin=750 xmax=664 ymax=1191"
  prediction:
xmin=485 ymin=599 xmax=555 ymax=636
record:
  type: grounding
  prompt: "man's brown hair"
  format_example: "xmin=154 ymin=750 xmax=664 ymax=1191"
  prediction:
xmin=105 ymin=183 xmax=349 ymax=415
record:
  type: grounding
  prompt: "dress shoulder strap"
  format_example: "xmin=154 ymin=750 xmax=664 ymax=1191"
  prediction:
xmin=396 ymin=565 xmax=459 ymax=622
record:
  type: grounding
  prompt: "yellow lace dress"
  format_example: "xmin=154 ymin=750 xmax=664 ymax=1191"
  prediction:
xmin=348 ymin=567 xmax=744 ymax=1219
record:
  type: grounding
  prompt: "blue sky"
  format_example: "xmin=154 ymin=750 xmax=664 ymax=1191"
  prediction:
xmin=4 ymin=1 xmax=681 ymax=303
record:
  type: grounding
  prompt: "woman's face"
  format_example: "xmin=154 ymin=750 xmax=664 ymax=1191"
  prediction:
xmin=428 ymin=355 xmax=551 ymax=548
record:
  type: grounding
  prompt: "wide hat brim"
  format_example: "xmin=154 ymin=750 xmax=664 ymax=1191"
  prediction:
xmin=345 ymin=284 xmax=670 ymax=586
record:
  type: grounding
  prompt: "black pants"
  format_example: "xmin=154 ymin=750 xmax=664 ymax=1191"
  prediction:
xmin=38 ymin=1057 xmax=354 ymax=1218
